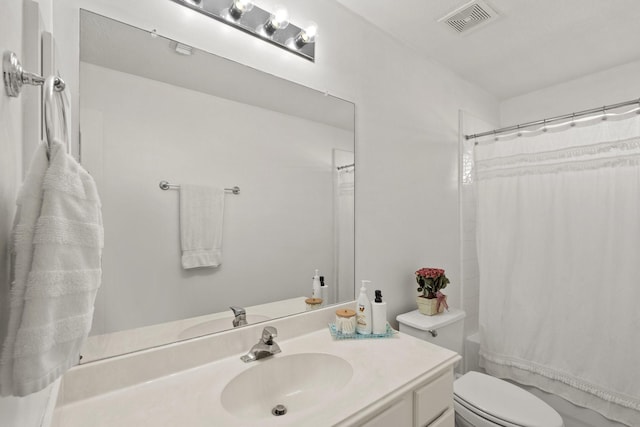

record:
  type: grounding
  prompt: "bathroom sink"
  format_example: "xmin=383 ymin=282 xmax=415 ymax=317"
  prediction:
xmin=221 ymin=353 xmax=353 ymax=419
xmin=178 ymin=315 xmax=271 ymax=339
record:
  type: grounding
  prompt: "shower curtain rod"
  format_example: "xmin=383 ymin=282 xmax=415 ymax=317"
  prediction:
xmin=465 ymin=97 xmax=640 ymax=141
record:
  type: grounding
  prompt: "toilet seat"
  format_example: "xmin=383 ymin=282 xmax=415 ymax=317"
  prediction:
xmin=454 ymin=372 xmax=564 ymax=427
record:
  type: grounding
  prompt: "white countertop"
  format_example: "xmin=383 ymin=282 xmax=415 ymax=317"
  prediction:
xmin=53 ymin=324 xmax=459 ymax=427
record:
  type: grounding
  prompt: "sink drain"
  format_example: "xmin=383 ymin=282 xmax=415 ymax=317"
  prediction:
xmin=272 ymin=404 xmax=287 ymax=416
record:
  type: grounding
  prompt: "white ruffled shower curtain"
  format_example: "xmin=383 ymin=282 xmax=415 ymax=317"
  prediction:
xmin=475 ymin=113 xmax=640 ymax=426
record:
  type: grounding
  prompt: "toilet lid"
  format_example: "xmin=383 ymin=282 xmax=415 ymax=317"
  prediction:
xmin=454 ymin=372 xmax=563 ymax=427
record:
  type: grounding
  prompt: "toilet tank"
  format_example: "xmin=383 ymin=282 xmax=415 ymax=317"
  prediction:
xmin=396 ymin=308 xmax=466 ymax=355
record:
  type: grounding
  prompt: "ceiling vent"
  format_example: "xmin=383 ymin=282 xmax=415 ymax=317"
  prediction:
xmin=438 ymin=0 xmax=499 ymax=35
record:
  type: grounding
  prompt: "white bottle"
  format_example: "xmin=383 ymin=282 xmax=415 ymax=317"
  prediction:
xmin=371 ymin=290 xmax=388 ymax=334
xmin=312 ymin=269 xmax=321 ymax=298
xmin=319 ymin=276 xmax=328 ymax=306
xmin=356 ymin=280 xmax=372 ymax=334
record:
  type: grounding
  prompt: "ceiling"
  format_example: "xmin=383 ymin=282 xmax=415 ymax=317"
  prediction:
xmin=336 ymin=0 xmax=640 ymax=100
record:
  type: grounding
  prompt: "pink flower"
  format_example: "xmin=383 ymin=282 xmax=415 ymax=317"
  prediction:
xmin=415 ymin=268 xmax=445 ymax=279
xmin=415 ymin=267 xmax=450 ymax=297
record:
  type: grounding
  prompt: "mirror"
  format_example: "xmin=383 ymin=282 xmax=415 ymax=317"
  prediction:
xmin=79 ymin=10 xmax=355 ymax=362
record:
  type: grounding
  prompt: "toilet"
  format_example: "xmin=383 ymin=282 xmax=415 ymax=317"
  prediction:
xmin=397 ymin=309 xmax=564 ymax=427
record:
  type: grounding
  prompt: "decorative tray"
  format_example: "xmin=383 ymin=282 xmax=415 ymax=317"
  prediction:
xmin=328 ymin=322 xmax=397 ymax=340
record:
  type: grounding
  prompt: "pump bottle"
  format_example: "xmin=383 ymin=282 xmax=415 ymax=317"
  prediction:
xmin=319 ymin=276 xmax=328 ymax=306
xmin=371 ymin=290 xmax=388 ymax=334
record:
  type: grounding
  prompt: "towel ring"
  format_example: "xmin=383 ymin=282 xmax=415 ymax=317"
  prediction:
xmin=43 ymin=75 xmax=70 ymax=156
xmin=3 ymin=51 xmax=69 ymax=158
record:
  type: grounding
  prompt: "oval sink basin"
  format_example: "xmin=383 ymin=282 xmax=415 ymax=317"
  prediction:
xmin=178 ymin=314 xmax=271 ymax=339
xmin=221 ymin=353 xmax=353 ymax=419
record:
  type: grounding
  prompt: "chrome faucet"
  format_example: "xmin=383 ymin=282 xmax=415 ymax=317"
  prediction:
xmin=230 ymin=306 xmax=247 ymax=327
xmin=241 ymin=326 xmax=281 ymax=362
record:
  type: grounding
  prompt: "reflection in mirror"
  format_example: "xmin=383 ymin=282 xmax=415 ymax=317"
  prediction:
xmin=79 ymin=10 xmax=355 ymax=362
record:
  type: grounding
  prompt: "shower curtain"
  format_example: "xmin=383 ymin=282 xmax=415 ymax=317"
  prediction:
xmin=475 ymin=113 xmax=640 ymax=426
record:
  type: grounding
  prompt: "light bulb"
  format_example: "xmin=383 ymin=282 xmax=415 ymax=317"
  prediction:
xmin=303 ymin=22 xmax=318 ymax=41
xmin=234 ymin=0 xmax=253 ymax=11
xmin=264 ymin=6 xmax=290 ymax=35
xmin=228 ymin=0 xmax=254 ymax=19
xmin=294 ymin=21 xmax=318 ymax=48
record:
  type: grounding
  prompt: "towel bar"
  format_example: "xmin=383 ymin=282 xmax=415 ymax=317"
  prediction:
xmin=159 ymin=180 xmax=240 ymax=195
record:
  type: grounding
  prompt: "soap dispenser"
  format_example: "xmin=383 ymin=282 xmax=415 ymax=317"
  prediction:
xmin=312 ymin=269 xmax=321 ymax=299
xmin=319 ymin=276 xmax=328 ymax=306
xmin=356 ymin=280 xmax=372 ymax=334
xmin=371 ymin=290 xmax=388 ymax=334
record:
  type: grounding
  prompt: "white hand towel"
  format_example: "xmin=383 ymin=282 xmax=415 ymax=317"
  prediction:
xmin=179 ymin=184 xmax=224 ymax=269
xmin=2 ymin=140 xmax=103 ymax=396
xmin=0 ymin=142 xmax=48 ymax=396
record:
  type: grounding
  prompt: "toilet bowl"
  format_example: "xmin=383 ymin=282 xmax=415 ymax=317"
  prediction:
xmin=396 ymin=309 xmax=564 ymax=427
xmin=454 ymin=371 xmax=564 ymax=427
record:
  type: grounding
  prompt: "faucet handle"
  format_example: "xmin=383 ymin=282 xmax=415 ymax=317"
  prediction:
xmin=230 ymin=306 xmax=247 ymax=327
xmin=230 ymin=306 xmax=246 ymax=316
xmin=261 ymin=326 xmax=278 ymax=344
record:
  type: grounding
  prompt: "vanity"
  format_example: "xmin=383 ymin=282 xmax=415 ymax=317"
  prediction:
xmin=51 ymin=304 xmax=459 ymax=427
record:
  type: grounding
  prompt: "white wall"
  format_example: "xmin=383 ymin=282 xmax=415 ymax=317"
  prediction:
xmin=0 ymin=0 xmax=25 ymax=423
xmin=81 ymin=62 xmax=352 ymax=333
xmin=501 ymin=59 xmax=640 ymax=126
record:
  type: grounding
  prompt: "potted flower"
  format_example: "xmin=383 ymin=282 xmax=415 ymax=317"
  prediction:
xmin=415 ymin=268 xmax=450 ymax=316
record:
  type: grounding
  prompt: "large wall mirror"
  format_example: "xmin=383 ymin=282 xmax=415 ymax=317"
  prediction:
xmin=79 ymin=10 xmax=355 ymax=362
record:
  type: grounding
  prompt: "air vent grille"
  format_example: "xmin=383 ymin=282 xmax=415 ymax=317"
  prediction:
xmin=439 ymin=0 xmax=499 ymax=34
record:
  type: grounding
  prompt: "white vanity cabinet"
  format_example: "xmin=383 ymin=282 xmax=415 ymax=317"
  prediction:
xmin=358 ymin=369 xmax=455 ymax=427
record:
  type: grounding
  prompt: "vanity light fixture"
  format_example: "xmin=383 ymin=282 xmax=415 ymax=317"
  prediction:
xmin=228 ymin=0 xmax=254 ymax=20
xmin=169 ymin=0 xmax=317 ymax=62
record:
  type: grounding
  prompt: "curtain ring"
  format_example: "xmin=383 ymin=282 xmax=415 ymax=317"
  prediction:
xmin=570 ymin=112 xmax=576 ymax=127
xmin=542 ymin=118 xmax=547 ymax=132
xmin=601 ymin=106 xmax=607 ymax=121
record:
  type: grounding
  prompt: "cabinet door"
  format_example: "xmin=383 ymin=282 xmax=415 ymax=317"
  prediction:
xmin=414 ymin=370 xmax=453 ymax=427
xmin=360 ymin=395 xmax=412 ymax=427
xmin=427 ymin=408 xmax=454 ymax=427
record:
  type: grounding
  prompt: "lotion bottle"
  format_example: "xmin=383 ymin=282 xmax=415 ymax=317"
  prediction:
xmin=371 ymin=290 xmax=388 ymax=334
xmin=312 ymin=269 xmax=321 ymax=299
xmin=356 ymin=280 xmax=372 ymax=334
